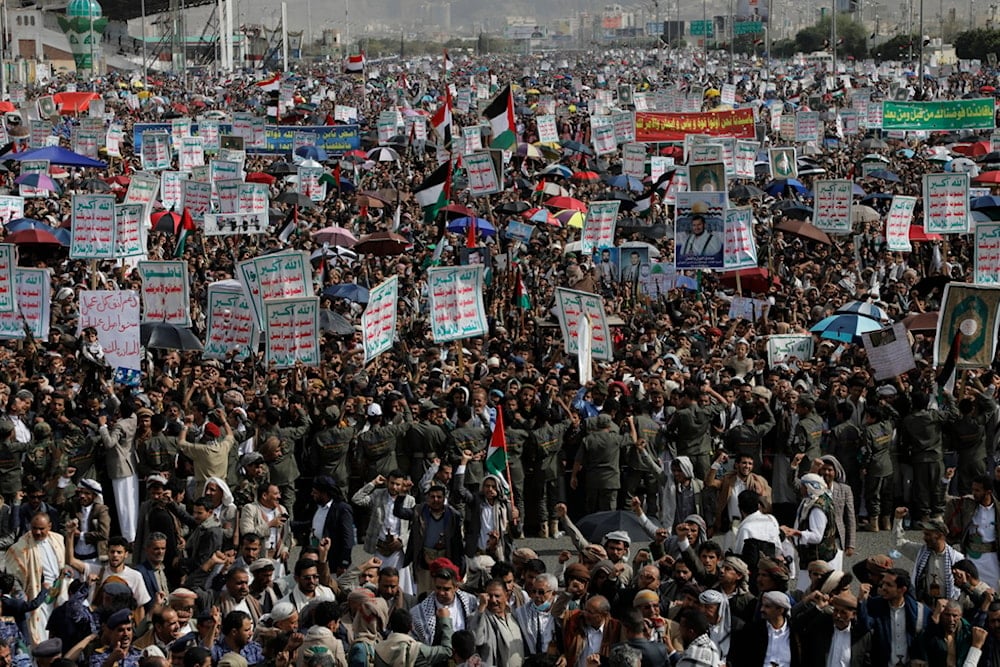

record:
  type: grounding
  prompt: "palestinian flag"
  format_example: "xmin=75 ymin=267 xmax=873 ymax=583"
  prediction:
xmin=483 ymin=84 xmax=516 ymax=150
xmin=278 ymin=206 xmax=298 ymax=244
xmin=255 ymin=72 xmax=281 ymax=92
xmin=635 ymin=191 xmax=655 ymax=217
xmin=514 ymin=265 xmax=531 ymax=309
xmin=431 ymin=89 xmax=452 ymax=150
xmin=345 ymin=52 xmax=365 ymax=73
xmin=485 ymin=406 xmax=511 ymax=492
xmin=414 ymin=162 xmax=451 ymax=223
xmin=936 ymin=331 xmax=962 ymax=392
xmin=174 ymin=208 xmax=195 ymax=258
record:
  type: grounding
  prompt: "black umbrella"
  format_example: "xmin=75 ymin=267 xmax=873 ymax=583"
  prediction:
xmin=576 ymin=510 xmax=659 ymax=545
xmin=598 ymin=190 xmax=638 ymax=211
xmin=319 ymin=309 xmax=355 ymax=336
xmin=729 ymin=184 xmax=766 ymax=200
xmin=913 ymin=275 xmax=951 ymax=298
xmin=140 ymin=323 xmax=204 ymax=351
xmin=275 ymin=192 xmax=316 ymax=208
xmin=267 ymin=161 xmax=297 ymax=176
xmin=560 ymin=139 xmax=594 ymax=156
xmin=494 ymin=201 xmax=531 ymax=215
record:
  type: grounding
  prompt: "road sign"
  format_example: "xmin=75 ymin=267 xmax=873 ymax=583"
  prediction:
xmin=689 ymin=20 xmax=714 ymax=37
xmin=734 ymin=21 xmax=763 ymax=35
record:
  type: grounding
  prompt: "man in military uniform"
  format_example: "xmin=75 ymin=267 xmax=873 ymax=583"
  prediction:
xmin=310 ymin=405 xmax=355 ymax=491
xmin=356 ymin=402 xmax=412 ymax=480
xmin=826 ymin=402 xmax=863 ymax=502
xmin=670 ymin=386 xmax=726 ymax=479
xmin=135 ymin=411 xmax=176 ymax=483
xmin=859 ymin=404 xmax=895 ymax=532
xmin=0 ymin=419 xmax=27 ymax=496
xmin=231 ymin=452 xmax=270 ymax=508
xmin=723 ymin=400 xmax=774 ymax=473
xmin=402 ymin=400 xmax=447 ymax=484
xmin=526 ymin=407 xmax=570 ymax=538
xmin=256 ymin=401 xmax=311 ymax=523
xmin=448 ymin=405 xmax=489 ymax=491
xmin=900 ymin=390 xmax=959 ymax=525
xmin=790 ymin=396 xmax=824 ymax=477
xmin=949 ymin=387 xmax=998 ymax=495
xmin=572 ymin=414 xmax=638 ymax=512
xmin=23 ymin=423 xmax=58 ymax=486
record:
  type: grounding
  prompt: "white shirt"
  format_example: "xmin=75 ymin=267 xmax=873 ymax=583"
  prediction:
xmin=479 ymin=504 xmax=497 ymax=551
xmin=312 ymin=501 xmax=332 ymax=541
xmin=889 ymin=603 xmax=909 ymax=665
xmin=976 ymin=503 xmax=997 ymax=542
xmin=76 ymin=504 xmax=96 ymax=557
xmin=763 ymin=620 xmax=791 ymax=667
xmin=734 ymin=510 xmax=783 ymax=555
xmin=11 ymin=415 xmax=30 ymax=444
xmin=513 ymin=605 xmax=555 ymax=655
xmin=38 ymin=539 xmax=60 ymax=583
xmin=727 ymin=477 xmax=747 ymax=520
xmin=263 ymin=505 xmax=279 ymax=551
xmin=577 ymin=624 xmax=604 ymax=667
xmin=382 ymin=494 xmax=401 ymax=537
xmin=435 ymin=597 xmax=467 ymax=632
xmin=82 ymin=563 xmax=152 ymax=607
xmin=826 ymin=624 xmax=851 ymax=667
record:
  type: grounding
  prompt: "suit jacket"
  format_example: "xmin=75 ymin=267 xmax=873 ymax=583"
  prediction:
xmin=350 ymin=484 xmax=413 ymax=554
xmin=319 ymin=500 xmax=355 ymax=571
xmin=713 ymin=471 xmax=771 ymax=532
xmin=792 ymin=602 xmax=873 ymax=667
xmin=100 ymin=414 xmax=139 ymax=479
xmin=395 ymin=496 xmax=465 ymax=574
xmin=238 ymin=501 xmax=291 ymax=559
xmin=183 ymin=516 xmax=223 ymax=591
xmin=452 ymin=473 xmax=515 ymax=560
xmin=829 ymin=480 xmax=858 ymax=552
xmin=731 ymin=618 xmax=800 ymax=667
xmin=135 ymin=560 xmax=168 ymax=602
xmin=62 ymin=500 xmax=111 ymax=560
xmin=562 ymin=609 xmax=622 ymax=667
xmin=858 ymin=594 xmax=931 ymax=667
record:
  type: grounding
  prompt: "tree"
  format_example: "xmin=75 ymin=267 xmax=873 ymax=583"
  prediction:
xmin=793 ymin=14 xmax=868 ymax=60
xmin=873 ymin=34 xmax=919 ymax=62
xmin=954 ymin=29 xmax=1000 ymax=61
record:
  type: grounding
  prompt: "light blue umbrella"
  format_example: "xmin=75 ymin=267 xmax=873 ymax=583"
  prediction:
xmin=446 ymin=217 xmax=496 ymax=236
xmin=835 ymin=301 xmax=889 ymax=322
xmin=810 ymin=313 xmax=883 ymax=343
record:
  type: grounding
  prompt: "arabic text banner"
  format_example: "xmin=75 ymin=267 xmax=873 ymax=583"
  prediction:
xmin=882 ymin=99 xmax=996 ymax=131
xmin=635 ymin=109 xmax=756 ymax=141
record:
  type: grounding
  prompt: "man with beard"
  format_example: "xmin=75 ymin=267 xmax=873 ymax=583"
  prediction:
xmin=89 ymin=609 xmax=142 ymax=667
xmin=791 ymin=590 xmax=872 ymax=667
xmin=58 ymin=478 xmax=110 ymax=566
xmin=182 ymin=497 xmax=224 ymax=592
xmin=134 ymin=476 xmax=185 ymax=585
xmin=409 ymin=561 xmax=479 ymax=644
xmin=395 ymin=482 xmax=465 ymax=594
xmin=5 ymin=512 xmax=66 ymax=643
xmin=474 ymin=579 xmax=525 ymax=667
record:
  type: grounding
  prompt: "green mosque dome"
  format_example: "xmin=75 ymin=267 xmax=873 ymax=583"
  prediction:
xmin=65 ymin=0 xmax=102 ymax=19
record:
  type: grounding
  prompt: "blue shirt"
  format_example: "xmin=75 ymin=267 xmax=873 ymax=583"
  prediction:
xmin=211 ymin=638 xmax=265 ymax=666
xmin=89 ymin=647 xmax=143 ymax=667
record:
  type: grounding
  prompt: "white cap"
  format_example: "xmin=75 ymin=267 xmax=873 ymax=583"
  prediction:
xmin=367 ymin=403 xmax=383 ymax=417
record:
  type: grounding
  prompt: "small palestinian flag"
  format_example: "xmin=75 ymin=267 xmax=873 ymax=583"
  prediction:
xmin=936 ymin=331 xmax=962 ymax=392
xmin=414 ymin=162 xmax=451 ymax=223
xmin=483 ymin=84 xmax=516 ymax=150
xmin=431 ymin=89 xmax=453 ymax=150
xmin=174 ymin=208 xmax=195 ymax=258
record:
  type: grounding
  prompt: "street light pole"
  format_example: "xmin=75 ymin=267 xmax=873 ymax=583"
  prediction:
xmin=918 ymin=0 xmax=924 ymax=95
xmin=141 ymin=0 xmax=147 ymax=85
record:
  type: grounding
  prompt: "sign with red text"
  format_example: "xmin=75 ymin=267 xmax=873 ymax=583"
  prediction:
xmin=813 ymin=179 xmax=853 ymax=233
xmin=886 ymin=195 xmax=916 ymax=252
xmin=362 ymin=276 xmax=398 ymax=363
xmin=427 ymin=265 xmax=488 ymax=342
xmin=237 ymin=251 xmax=314 ymax=330
xmin=582 ymin=200 xmax=620 ymax=255
xmin=138 ymin=261 xmax=191 ymax=326
xmin=0 ymin=268 xmax=50 ymax=340
xmin=723 ymin=207 xmax=758 ymax=270
xmin=181 ymin=180 xmax=212 ymax=222
xmin=923 ymin=173 xmax=970 ymax=234
xmin=465 ymin=151 xmax=500 ymax=197
xmin=554 ymin=288 xmax=612 ymax=361
xmin=114 ymin=204 xmax=145 ymax=259
xmin=78 ymin=291 xmax=141 ymax=371
xmin=0 ymin=196 xmax=24 ymax=226
xmin=70 ymin=194 xmax=117 ymax=259
xmin=264 ymin=297 xmax=320 ymax=368
xmin=976 ymin=222 xmax=1000 ymax=285
xmin=204 ymin=280 xmax=259 ymax=361
xmin=160 ymin=171 xmax=187 ymax=212
xmin=0 ymin=244 xmax=16 ymax=314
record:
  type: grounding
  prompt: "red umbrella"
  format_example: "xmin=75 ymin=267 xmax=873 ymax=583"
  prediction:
xmin=0 ymin=101 xmax=15 ymax=113
xmin=7 ymin=228 xmax=63 ymax=245
xmin=909 ymin=225 xmax=942 ymax=242
xmin=982 ymin=85 xmax=997 ymax=93
xmin=105 ymin=175 xmax=130 ymax=186
xmin=544 ymin=196 xmax=587 ymax=212
xmin=571 ymin=170 xmax=600 ymax=183
xmin=439 ymin=203 xmax=477 ymax=219
xmin=974 ymin=171 xmax=1000 ymax=184
xmin=660 ymin=146 xmax=683 ymax=158
xmin=246 ymin=172 xmax=277 ymax=185
xmin=718 ymin=268 xmax=779 ymax=294
xmin=973 ymin=141 xmax=993 ymax=157
xmin=151 ymin=211 xmax=181 ymax=233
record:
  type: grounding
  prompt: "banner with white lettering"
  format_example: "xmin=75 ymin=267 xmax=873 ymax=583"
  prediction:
xmin=362 ymin=276 xmax=399 ymax=363
xmin=263 ymin=297 xmax=321 ymax=368
xmin=70 ymin=194 xmax=117 ymax=259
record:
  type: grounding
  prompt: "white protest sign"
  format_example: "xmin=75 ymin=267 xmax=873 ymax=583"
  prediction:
xmin=141 ymin=131 xmax=171 ymax=171
xmin=885 ymin=195 xmax=916 ymax=252
xmin=623 ymin=143 xmax=647 ymax=179
xmin=70 ymin=194 xmax=117 ymax=259
xmin=114 ymin=204 xmax=146 ymax=259
xmin=297 ymin=166 xmax=327 ymax=202
xmin=592 ymin=123 xmax=617 ymax=155
xmin=923 ymin=173 xmax=970 ymax=233
xmin=733 ymin=141 xmax=757 ymax=179
xmin=729 ymin=296 xmax=769 ymax=321
xmin=263 ymin=297 xmax=321 ymax=368
xmin=139 ymin=261 xmax=191 ymax=325
xmin=78 ymin=291 xmax=141 ymax=371
xmin=160 ymin=171 xmax=187 ymax=212
xmin=181 ymin=180 xmax=212 ymax=222
xmin=767 ymin=335 xmax=814 ymax=366
xmin=465 ymin=151 xmax=500 ymax=197
xmin=582 ymin=201 xmax=620 ymax=255
xmin=362 ymin=276 xmax=398 ymax=363
xmin=975 ymin=222 xmax=1000 ymax=285
xmin=537 ymin=114 xmax=559 ymax=144
xmin=862 ymin=323 xmax=916 ymax=381
xmin=723 ymin=207 xmax=759 ymax=270
xmin=204 ymin=212 xmax=269 ymax=236
xmin=553 ymin=288 xmax=613 ymax=361
xmin=427 ymin=265 xmax=489 ymax=342
xmin=238 ymin=183 xmax=269 ymax=214
xmin=0 ymin=196 xmax=24 ymax=225
xmin=237 ymin=251 xmax=314 ymax=329
xmin=178 ymin=136 xmax=204 ymax=170
xmin=124 ymin=172 xmax=160 ymax=227
xmin=0 ymin=268 xmax=50 ymax=340
xmin=812 ymin=179 xmax=853 ymax=233
xmin=204 ymin=280 xmax=259 ymax=361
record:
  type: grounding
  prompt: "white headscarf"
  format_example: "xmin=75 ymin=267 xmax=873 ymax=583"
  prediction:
xmin=699 ymin=589 xmax=731 ymax=656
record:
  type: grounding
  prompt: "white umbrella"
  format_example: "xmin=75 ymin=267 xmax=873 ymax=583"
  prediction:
xmin=367 ymin=147 xmax=400 ymax=162
xmin=620 ymin=240 xmax=661 ymax=258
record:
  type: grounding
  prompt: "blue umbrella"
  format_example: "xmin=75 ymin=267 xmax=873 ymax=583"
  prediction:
xmin=604 ymin=174 xmax=645 ymax=192
xmin=852 ymin=184 xmax=867 ymax=197
xmin=764 ymin=178 xmax=809 ymax=196
xmin=867 ymin=169 xmax=900 ymax=182
xmin=810 ymin=313 xmax=883 ymax=343
xmin=295 ymin=145 xmax=328 ymax=161
xmin=971 ymin=195 xmax=1000 ymax=210
xmin=52 ymin=228 xmax=71 ymax=246
xmin=539 ymin=164 xmax=573 ymax=179
xmin=836 ymin=301 xmax=889 ymax=321
xmin=446 ymin=217 xmax=496 ymax=236
xmin=322 ymin=283 xmax=370 ymax=304
xmin=4 ymin=218 xmax=49 ymax=233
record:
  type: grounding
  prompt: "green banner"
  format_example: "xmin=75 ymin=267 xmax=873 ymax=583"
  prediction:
xmin=690 ymin=20 xmax=714 ymax=37
xmin=882 ymin=99 xmax=996 ymax=131
xmin=734 ymin=21 xmax=763 ymax=34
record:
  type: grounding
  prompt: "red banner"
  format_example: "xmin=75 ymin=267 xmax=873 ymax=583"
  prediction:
xmin=635 ymin=108 xmax=757 ymax=141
